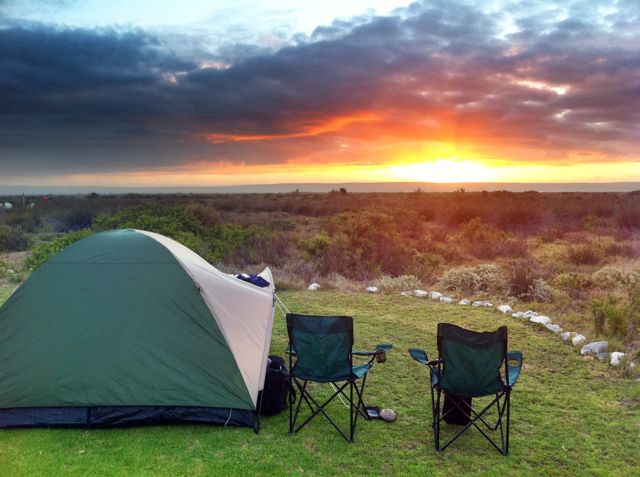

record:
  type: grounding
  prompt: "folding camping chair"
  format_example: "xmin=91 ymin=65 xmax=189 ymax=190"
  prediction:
xmin=286 ymin=313 xmax=391 ymax=442
xmin=409 ymin=323 xmax=523 ymax=455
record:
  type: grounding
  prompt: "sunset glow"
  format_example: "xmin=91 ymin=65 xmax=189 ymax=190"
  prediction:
xmin=1 ymin=0 xmax=638 ymax=188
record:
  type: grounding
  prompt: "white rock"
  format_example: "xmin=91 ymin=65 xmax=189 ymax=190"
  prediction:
xmin=581 ymin=341 xmax=609 ymax=356
xmin=523 ymin=310 xmax=538 ymax=318
xmin=413 ymin=289 xmax=429 ymax=298
xmin=572 ymin=334 xmax=587 ymax=347
xmin=430 ymin=291 xmax=443 ymax=300
xmin=400 ymin=291 xmax=411 ymax=296
xmin=497 ymin=304 xmax=513 ymax=314
xmin=511 ymin=311 xmax=527 ymax=319
xmin=365 ymin=286 xmax=379 ymax=293
xmin=472 ymin=300 xmax=493 ymax=308
xmin=610 ymin=352 xmax=625 ymax=366
xmin=560 ymin=331 xmax=576 ymax=342
xmin=530 ymin=315 xmax=552 ymax=325
xmin=544 ymin=323 xmax=563 ymax=334
xmin=440 ymin=296 xmax=454 ymax=304
xmin=458 ymin=299 xmax=471 ymax=305
xmin=308 ymin=283 xmax=321 ymax=291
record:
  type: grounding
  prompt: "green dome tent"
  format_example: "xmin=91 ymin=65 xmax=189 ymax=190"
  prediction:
xmin=0 ymin=229 xmax=275 ymax=429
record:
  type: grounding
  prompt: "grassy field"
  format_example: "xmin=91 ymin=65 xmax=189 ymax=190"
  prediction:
xmin=1 ymin=289 xmax=639 ymax=476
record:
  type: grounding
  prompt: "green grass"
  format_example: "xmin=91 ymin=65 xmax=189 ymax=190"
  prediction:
xmin=1 ymin=290 xmax=639 ymax=476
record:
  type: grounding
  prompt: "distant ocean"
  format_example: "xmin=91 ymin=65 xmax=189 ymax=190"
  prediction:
xmin=0 ymin=182 xmax=639 ymax=195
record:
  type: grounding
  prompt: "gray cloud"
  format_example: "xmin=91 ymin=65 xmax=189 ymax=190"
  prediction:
xmin=1 ymin=0 xmax=639 ymax=177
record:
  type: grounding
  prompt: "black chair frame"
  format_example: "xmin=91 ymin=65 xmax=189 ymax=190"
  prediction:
xmin=410 ymin=324 xmax=522 ymax=455
xmin=286 ymin=314 xmax=391 ymax=442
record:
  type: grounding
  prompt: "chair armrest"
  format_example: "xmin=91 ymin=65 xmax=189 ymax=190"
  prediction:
xmin=353 ymin=343 xmax=393 ymax=356
xmin=507 ymin=351 xmax=523 ymax=368
xmin=375 ymin=343 xmax=393 ymax=352
xmin=408 ymin=348 xmax=430 ymax=365
xmin=354 ymin=343 xmax=392 ymax=364
xmin=506 ymin=351 xmax=523 ymax=386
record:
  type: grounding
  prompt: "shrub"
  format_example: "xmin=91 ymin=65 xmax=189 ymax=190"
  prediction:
xmin=6 ymin=211 xmax=44 ymax=233
xmin=474 ymin=264 xmax=509 ymax=295
xmin=616 ymin=203 xmax=640 ymax=228
xmin=209 ymin=224 xmax=268 ymax=266
xmin=552 ymin=272 xmax=593 ymax=290
xmin=603 ymin=241 xmax=637 ymax=258
xmin=565 ymin=244 xmax=601 ymax=265
xmin=440 ymin=266 xmax=481 ymax=293
xmin=375 ymin=274 xmax=423 ymax=293
xmin=527 ymin=278 xmax=556 ymax=302
xmin=592 ymin=266 xmax=628 ymax=289
xmin=93 ymin=204 xmax=205 ymax=252
xmin=272 ymin=257 xmax=318 ymax=290
xmin=417 ymin=205 xmax=436 ymax=221
xmin=0 ymin=259 xmax=23 ymax=284
xmin=25 ymin=229 xmax=93 ymax=271
xmin=591 ymin=297 xmax=627 ymax=337
xmin=496 ymin=204 xmax=543 ymax=231
xmin=445 ymin=206 xmax=480 ymax=226
xmin=322 ymin=212 xmax=413 ymax=279
xmin=300 ymin=234 xmax=331 ymax=257
xmin=405 ymin=252 xmax=443 ymax=282
xmin=0 ymin=226 xmax=30 ymax=252
xmin=325 ymin=273 xmax=361 ymax=291
xmin=59 ymin=209 xmax=96 ymax=232
xmin=509 ymin=262 xmax=535 ymax=297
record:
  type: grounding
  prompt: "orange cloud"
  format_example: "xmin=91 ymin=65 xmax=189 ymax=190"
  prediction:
xmin=205 ymin=112 xmax=380 ymax=143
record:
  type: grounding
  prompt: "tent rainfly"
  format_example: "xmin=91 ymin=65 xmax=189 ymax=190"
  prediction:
xmin=0 ymin=229 xmax=275 ymax=430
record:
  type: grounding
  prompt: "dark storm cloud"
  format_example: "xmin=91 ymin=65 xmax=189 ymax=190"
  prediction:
xmin=1 ymin=0 xmax=639 ymax=176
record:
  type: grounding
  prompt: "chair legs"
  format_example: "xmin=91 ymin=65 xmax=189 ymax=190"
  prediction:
xmin=431 ymin=387 xmax=511 ymax=455
xmin=289 ymin=375 xmax=369 ymax=442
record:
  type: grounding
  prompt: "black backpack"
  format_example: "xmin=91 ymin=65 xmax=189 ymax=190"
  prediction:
xmin=257 ymin=355 xmax=293 ymax=417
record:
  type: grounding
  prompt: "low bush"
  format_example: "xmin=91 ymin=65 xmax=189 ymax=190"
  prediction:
xmin=474 ymin=264 xmax=509 ymax=295
xmin=509 ymin=262 xmax=535 ymax=297
xmin=440 ymin=264 xmax=507 ymax=295
xmin=404 ymin=252 xmax=443 ymax=282
xmin=445 ymin=205 xmax=480 ymax=226
xmin=591 ymin=297 xmax=627 ymax=337
xmin=592 ymin=266 xmax=628 ymax=289
xmin=24 ymin=229 xmax=93 ymax=270
xmin=375 ymin=274 xmax=423 ymax=293
xmin=527 ymin=278 xmax=556 ymax=302
xmin=603 ymin=241 xmax=637 ymax=258
xmin=552 ymin=272 xmax=593 ymax=290
xmin=0 ymin=226 xmax=30 ymax=252
xmin=496 ymin=203 xmax=543 ymax=231
xmin=566 ymin=244 xmax=602 ymax=265
xmin=440 ymin=266 xmax=481 ymax=293
xmin=0 ymin=259 xmax=24 ymax=284
xmin=616 ymin=203 xmax=640 ymax=228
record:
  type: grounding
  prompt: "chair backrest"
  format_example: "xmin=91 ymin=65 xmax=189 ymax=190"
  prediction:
xmin=286 ymin=314 xmax=353 ymax=382
xmin=437 ymin=323 xmax=507 ymax=397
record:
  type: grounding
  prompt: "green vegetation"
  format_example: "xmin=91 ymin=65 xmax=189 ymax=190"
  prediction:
xmin=0 ymin=290 xmax=638 ymax=476
xmin=0 ymin=190 xmax=638 ymax=355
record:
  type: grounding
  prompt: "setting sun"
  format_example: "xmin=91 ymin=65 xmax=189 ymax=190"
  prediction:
xmin=388 ymin=158 xmax=496 ymax=183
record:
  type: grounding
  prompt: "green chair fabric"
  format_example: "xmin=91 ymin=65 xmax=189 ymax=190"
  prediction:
xmin=287 ymin=314 xmax=353 ymax=383
xmin=439 ymin=323 xmax=507 ymax=397
xmin=409 ymin=323 xmax=523 ymax=455
xmin=286 ymin=313 xmax=388 ymax=442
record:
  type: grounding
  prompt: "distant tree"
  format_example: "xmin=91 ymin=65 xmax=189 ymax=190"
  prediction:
xmin=339 ymin=187 xmax=348 ymax=195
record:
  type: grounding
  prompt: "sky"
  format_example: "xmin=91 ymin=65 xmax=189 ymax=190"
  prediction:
xmin=1 ymin=0 xmax=639 ymax=187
